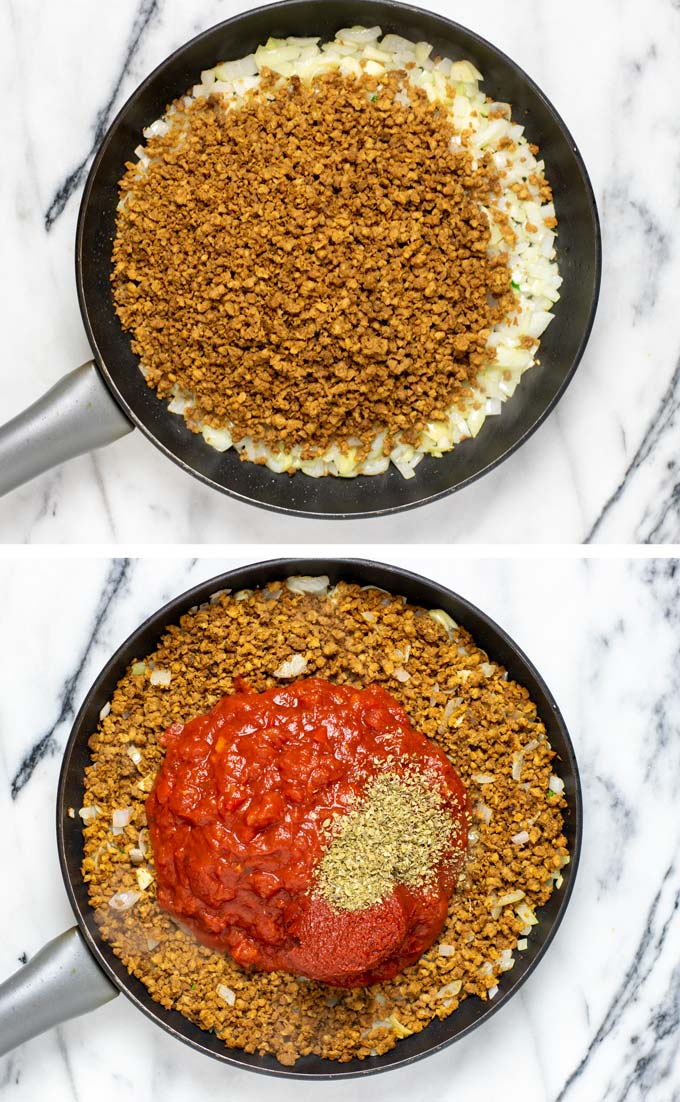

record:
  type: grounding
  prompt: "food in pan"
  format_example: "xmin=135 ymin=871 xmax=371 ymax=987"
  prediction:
xmin=112 ymin=27 xmax=561 ymax=480
xmin=80 ymin=576 xmax=569 ymax=1066
xmin=148 ymin=679 xmax=469 ymax=987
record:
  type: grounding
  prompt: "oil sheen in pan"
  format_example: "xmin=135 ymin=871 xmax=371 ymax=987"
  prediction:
xmin=0 ymin=1 xmax=600 ymax=516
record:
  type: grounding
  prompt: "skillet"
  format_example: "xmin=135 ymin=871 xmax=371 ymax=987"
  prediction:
xmin=0 ymin=0 xmax=600 ymax=518
xmin=0 ymin=558 xmax=582 ymax=1077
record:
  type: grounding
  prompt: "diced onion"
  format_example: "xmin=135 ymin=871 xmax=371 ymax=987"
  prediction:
xmin=99 ymin=702 xmax=111 ymax=720
xmin=136 ymin=867 xmax=153 ymax=890
xmin=429 ymin=609 xmax=458 ymax=636
xmin=286 ymin=575 xmax=330 ymax=595
xmin=392 ymin=457 xmax=417 ymax=480
xmin=438 ymin=944 xmax=456 ymax=957
xmin=273 ymin=654 xmax=307 ymax=678
xmin=385 ymin=1015 xmax=412 ymax=1038
xmin=79 ymin=805 xmax=100 ymax=824
xmin=108 ymin=890 xmax=141 ymax=912
xmin=217 ymin=984 xmax=236 ymax=1006
xmin=516 ymin=902 xmax=538 ymax=926
xmin=393 ymin=668 xmax=410 ymax=682
xmin=201 ymin=426 xmax=232 ymax=452
xmin=167 ymin=390 xmax=192 ymax=415
xmin=476 ymin=802 xmax=492 ymax=825
xmin=127 ymin=745 xmax=142 ymax=765
xmin=511 ymin=831 xmax=530 ymax=845
xmin=497 ymin=890 xmax=525 ymax=906
xmin=150 ymin=668 xmax=172 ymax=687
xmin=130 ymin=828 xmax=149 ymax=864
xmin=549 ymin=775 xmax=565 ymax=794
xmin=337 ymin=25 xmax=382 ymax=44
xmin=449 ymin=59 xmax=483 ymax=81
xmin=438 ymin=697 xmax=458 ymax=735
xmin=112 ymin=808 xmax=133 ymax=835
xmin=517 ymin=938 xmax=528 ymax=951
xmin=214 ymin=54 xmax=258 ymax=80
xmin=472 ymin=774 xmax=495 ymax=785
xmin=436 ymin=980 xmax=462 ymax=999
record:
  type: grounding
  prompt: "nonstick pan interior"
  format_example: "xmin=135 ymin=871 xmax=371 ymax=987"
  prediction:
xmin=77 ymin=0 xmax=600 ymax=519
xmin=57 ymin=559 xmax=582 ymax=1079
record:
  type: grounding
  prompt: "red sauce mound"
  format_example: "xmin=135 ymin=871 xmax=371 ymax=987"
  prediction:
xmin=147 ymin=678 xmax=469 ymax=987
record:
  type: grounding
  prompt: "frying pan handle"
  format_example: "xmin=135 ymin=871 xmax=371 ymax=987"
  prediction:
xmin=0 ymin=361 xmax=133 ymax=497
xmin=0 ymin=927 xmax=118 ymax=1056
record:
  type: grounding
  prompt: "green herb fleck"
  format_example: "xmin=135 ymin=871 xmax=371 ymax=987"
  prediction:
xmin=547 ymin=788 xmax=556 ymax=798
xmin=371 ymin=94 xmax=378 ymax=102
xmin=511 ymin=280 xmax=520 ymax=291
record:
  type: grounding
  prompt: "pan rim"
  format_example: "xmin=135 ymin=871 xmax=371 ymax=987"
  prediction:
xmin=57 ymin=557 xmax=583 ymax=1079
xmin=74 ymin=0 xmax=601 ymax=520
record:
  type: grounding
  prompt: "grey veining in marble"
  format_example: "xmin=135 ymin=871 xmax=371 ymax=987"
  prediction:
xmin=1 ymin=554 xmax=680 ymax=1100
xmin=1 ymin=0 xmax=679 ymax=543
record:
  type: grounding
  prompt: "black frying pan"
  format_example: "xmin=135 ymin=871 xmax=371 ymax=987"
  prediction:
xmin=0 ymin=559 xmax=582 ymax=1078
xmin=0 ymin=0 xmax=600 ymax=518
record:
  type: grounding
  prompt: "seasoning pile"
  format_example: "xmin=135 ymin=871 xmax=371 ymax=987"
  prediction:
xmin=111 ymin=26 xmax=561 ymax=479
xmin=316 ymin=770 xmax=459 ymax=913
xmin=80 ymin=576 xmax=569 ymax=1066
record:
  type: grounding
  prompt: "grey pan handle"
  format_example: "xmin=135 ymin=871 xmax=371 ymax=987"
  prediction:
xmin=0 ymin=927 xmax=118 ymax=1056
xmin=0 ymin=361 xmax=133 ymax=497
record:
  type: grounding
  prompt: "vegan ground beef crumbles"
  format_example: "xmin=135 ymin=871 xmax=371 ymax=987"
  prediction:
xmin=111 ymin=27 xmax=561 ymax=480
xmin=80 ymin=577 xmax=569 ymax=1066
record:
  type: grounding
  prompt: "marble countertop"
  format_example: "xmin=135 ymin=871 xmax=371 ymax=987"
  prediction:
xmin=1 ymin=552 xmax=679 ymax=1100
xmin=1 ymin=0 xmax=679 ymax=544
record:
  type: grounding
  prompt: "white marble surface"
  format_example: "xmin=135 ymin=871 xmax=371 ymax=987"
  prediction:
xmin=1 ymin=0 xmax=679 ymax=543
xmin=1 ymin=552 xmax=679 ymax=1100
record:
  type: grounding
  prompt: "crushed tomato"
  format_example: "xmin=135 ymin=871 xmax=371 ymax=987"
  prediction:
xmin=147 ymin=677 xmax=469 ymax=987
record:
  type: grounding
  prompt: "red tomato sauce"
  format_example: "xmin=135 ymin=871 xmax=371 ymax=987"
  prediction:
xmin=147 ymin=678 xmax=469 ymax=987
